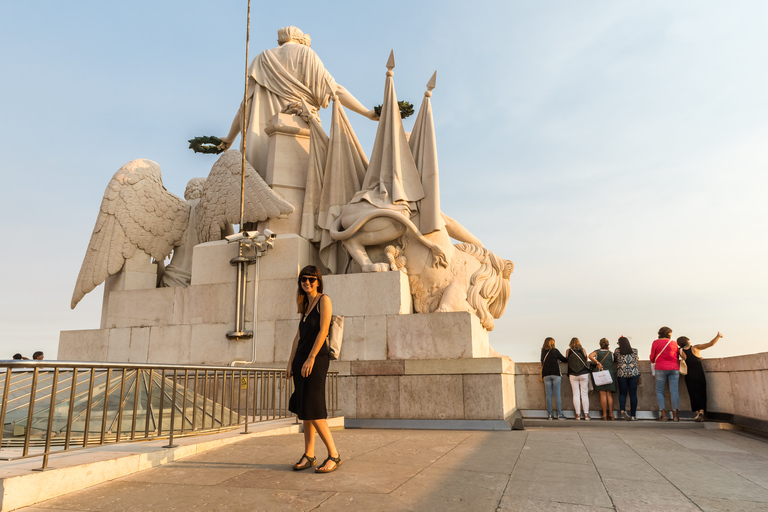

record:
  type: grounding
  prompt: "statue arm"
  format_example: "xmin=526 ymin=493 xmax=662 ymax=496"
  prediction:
xmin=335 ymin=84 xmax=378 ymax=120
xmin=218 ymin=78 xmax=256 ymax=151
xmin=442 ymin=213 xmax=483 ymax=246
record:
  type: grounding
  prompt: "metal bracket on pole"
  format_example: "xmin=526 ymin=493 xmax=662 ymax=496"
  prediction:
xmin=225 ymin=230 xmax=276 ymax=340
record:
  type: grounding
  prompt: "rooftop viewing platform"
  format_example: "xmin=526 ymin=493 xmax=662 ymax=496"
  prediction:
xmin=7 ymin=423 xmax=768 ymax=511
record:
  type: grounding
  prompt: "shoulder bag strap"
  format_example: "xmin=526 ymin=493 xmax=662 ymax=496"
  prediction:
xmin=652 ymin=339 xmax=674 ymax=363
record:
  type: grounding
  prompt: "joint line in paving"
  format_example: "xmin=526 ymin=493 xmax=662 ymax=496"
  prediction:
xmin=494 ymin=431 xmax=528 ymax=512
xmin=614 ymin=429 xmax=704 ymax=511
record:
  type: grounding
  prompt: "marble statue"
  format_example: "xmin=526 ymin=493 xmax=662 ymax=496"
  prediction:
xmin=71 ymin=159 xmax=190 ymax=309
xmin=195 ymin=150 xmax=294 ymax=243
xmin=328 ymin=53 xmax=514 ymax=330
xmin=72 ymin=150 xmax=294 ymax=307
xmin=218 ymin=26 xmax=378 ymax=175
xmin=159 ymin=178 xmax=205 ymax=288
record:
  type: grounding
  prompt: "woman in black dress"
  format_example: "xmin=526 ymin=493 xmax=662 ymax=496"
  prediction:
xmin=677 ymin=332 xmax=723 ymax=422
xmin=287 ymin=266 xmax=341 ymax=473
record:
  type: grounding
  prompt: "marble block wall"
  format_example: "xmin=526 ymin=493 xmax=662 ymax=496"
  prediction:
xmin=332 ymin=358 xmax=516 ymax=423
xmin=59 ymin=235 xmax=490 ymax=365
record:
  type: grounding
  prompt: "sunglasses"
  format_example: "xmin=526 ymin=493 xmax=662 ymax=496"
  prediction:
xmin=299 ymin=276 xmax=317 ymax=283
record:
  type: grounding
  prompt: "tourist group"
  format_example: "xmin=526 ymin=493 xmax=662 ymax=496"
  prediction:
xmin=540 ymin=327 xmax=723 ymax=422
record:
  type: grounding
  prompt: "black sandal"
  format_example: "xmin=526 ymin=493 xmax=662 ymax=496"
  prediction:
xmin=293 ymin=453 xmax=316 ymax=471
xmin=315 ymin=454 xmax=342 ymax=473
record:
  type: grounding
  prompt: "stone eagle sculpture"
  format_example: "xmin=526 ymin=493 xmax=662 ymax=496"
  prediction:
xmin=71 ymin=159 xmax=190 ymax=309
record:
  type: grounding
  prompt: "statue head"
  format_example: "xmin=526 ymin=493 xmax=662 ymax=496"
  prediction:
xmin=185 ymin=178 xmax=206 ymax=200
xmin=277 ymin=26 xmax=311 ymax=47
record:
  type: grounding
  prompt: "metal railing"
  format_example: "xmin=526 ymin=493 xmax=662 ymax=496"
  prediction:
xmin=0 ymin=361 xmax=339 ymax=470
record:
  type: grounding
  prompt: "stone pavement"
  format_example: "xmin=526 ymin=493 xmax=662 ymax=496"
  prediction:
xmin=15 ymin=426 xmax=768 ymax=512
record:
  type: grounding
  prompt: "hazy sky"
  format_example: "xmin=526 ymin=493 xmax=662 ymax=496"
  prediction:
xmin=1 ymin=1 xmax=766 ymax=363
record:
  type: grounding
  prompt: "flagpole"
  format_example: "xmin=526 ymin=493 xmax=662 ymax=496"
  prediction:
xmin=239 ymin=0 xmax=251 ymax=230
xmin=227 ymin=0 xmax=253 ymax=341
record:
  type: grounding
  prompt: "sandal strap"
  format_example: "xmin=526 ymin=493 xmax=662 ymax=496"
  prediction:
xmin=319 ymin=455 xmax=341 ymax=467
xmin=297 ymin=453 xmax=316 ymax=464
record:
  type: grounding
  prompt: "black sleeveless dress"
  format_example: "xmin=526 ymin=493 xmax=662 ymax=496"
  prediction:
xmin=289 ymin=297 xmax=330 ymax=420
xmin=683 ymin=347 xmax=707 ymax=412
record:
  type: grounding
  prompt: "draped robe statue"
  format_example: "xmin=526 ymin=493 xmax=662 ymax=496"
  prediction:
xmin=220 ymin=26 xmax=376 ymax=175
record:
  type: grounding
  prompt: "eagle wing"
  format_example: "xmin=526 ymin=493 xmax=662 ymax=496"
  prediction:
xmin=196 ymin=150 xmax=295 ymax=243
xmin=71 ymin=159 xmax=190 ymax=308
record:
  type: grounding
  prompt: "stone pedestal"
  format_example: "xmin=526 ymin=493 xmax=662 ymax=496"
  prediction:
xmin=100 ymin=252 xmax=157 ymax=329
xmin=333 ymin=357 xmax=516 ymax=427
xmin=257 ymin=113 xmax=311 ymax=236
xmin=59 ymin=110 xmax=517 ymax=427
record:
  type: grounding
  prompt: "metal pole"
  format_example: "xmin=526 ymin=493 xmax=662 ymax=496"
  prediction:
xmin=0 ymin=368 xmax=13 ymax=449
xmin=22 ymin=367 xmax=40 ymax=457
xmin=192 ymin=369 xmax=199 ymax=431
xmin=202 ymin=370 xmax=210 ymax=430
xmin=157 ymin=369 xmax=166 ymax=435
xmin=115 ymin=368 xmax=126 ymax=443
xmin=226 ymin=0 xmax=253 ymax=341
xmin=131 ymin=369 xmax=140 ymax=440
xmin=37 ymin=367 xmax=59 ymax=470
xmin=82 ymin=368 xmax=96 ymax=448
xmin=242 ymin=370 xmax=250 ymax=434
xmin=164 ymin=369 xmax=178 ymax=448
xmin=144 ymin=369 xmax=154 ymax=438
xmin=99 ymin=368 xmax=112 ymax=444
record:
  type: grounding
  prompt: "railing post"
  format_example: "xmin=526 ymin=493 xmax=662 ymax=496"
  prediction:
xmin=0 ymin=368 xmax=13 ymax=450
xmin=144 ymin=369 xmax=154 ymax=438
xmin=242 ymin=370 xmax=250 ymax=434
xmin=192 ymin=369 xmax=199 ymax=431
xmin=157 ymin=369 xmax=167 ymax=436
xmin=131 ymin=369 xmax=140 ymax=440
xmin=22 ymin=367 xmax=40 ymax=457
xmin=181 ymin=369 xmax=189 ymax=435
xmin=164 ymin=369 xmax=178 ymax=448
xmin=202 ymin=370 xmax=210 ymax=430
xmin=36 ymin=367 xmax=60 ymax=471
xmin=115 ymin=368 xmax=126 ymax=443
xmin=64 ymin=368 xmax=78 ymax=450
xmin=211 ymin=370 xmax=218 ymax=429
xmin=82 ymin=368 xmax=96 ymax=447
xmin=99 ymin=368 xmax=112 ymax=444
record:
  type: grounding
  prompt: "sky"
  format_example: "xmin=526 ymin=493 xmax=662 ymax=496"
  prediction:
xmin=1 ymin=1 xmax=766 ymax=363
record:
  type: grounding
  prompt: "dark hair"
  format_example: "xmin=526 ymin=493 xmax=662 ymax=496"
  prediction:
xmin=32 ymin=351 xmax=44 ymax=360
xmin=12 ymin=353 xmax=22 ymax=360
xmin=542 ymin=337 xmax=555 ymax=350
xmin=569 ymin=337 xmax=582 ymax=351
xmin=658 ymin=326 xmax=672 ymax=339
xmin=676 ymin=336 xmax=690 ymax=349
xmin=599 ymin=338 xmax=609 ymax=350
xmin=618 ymin=336 xmax=632 ymax=355
xmin=296 ymin=265 xmax=324 ymax=314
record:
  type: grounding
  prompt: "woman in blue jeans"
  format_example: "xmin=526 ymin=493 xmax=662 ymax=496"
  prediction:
xmin=613 ymin=336 xmax=640 ymax=420
xmin=649 ymin=326 xmax=685 ymax=421
xmin=540 ymin=337 xmax=568 ymax=420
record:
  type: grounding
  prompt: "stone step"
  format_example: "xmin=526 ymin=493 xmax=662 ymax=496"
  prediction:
xmin=523 ymin=418 xmax=735 ymax=429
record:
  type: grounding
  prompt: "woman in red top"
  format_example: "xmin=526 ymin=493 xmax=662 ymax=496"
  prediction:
xmin=649 ymin=326 xmax=686 ymax=421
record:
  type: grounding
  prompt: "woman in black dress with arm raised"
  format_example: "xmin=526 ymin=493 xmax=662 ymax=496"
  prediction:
xmin=287 ymin=266 xmax=341 ymax=473
xmin=677 ymin=332 xmax=723 ymax=422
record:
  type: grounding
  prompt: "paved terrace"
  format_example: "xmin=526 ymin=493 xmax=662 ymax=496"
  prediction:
xmin=14 ymin=424 xmax=768 ymax=512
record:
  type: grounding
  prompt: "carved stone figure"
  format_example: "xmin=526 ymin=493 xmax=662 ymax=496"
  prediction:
xmin=195 ymin=150 xmax=294 ymax=243
xmin=219 ymin=26 xmax=377 ymax=175
xmin=71 ymin=159 xmax=190 ymax=309
xmin=328 ymin=53 xmax=514 ymax=329
xmin=159 ymin=178 xmax=205 ymax=288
